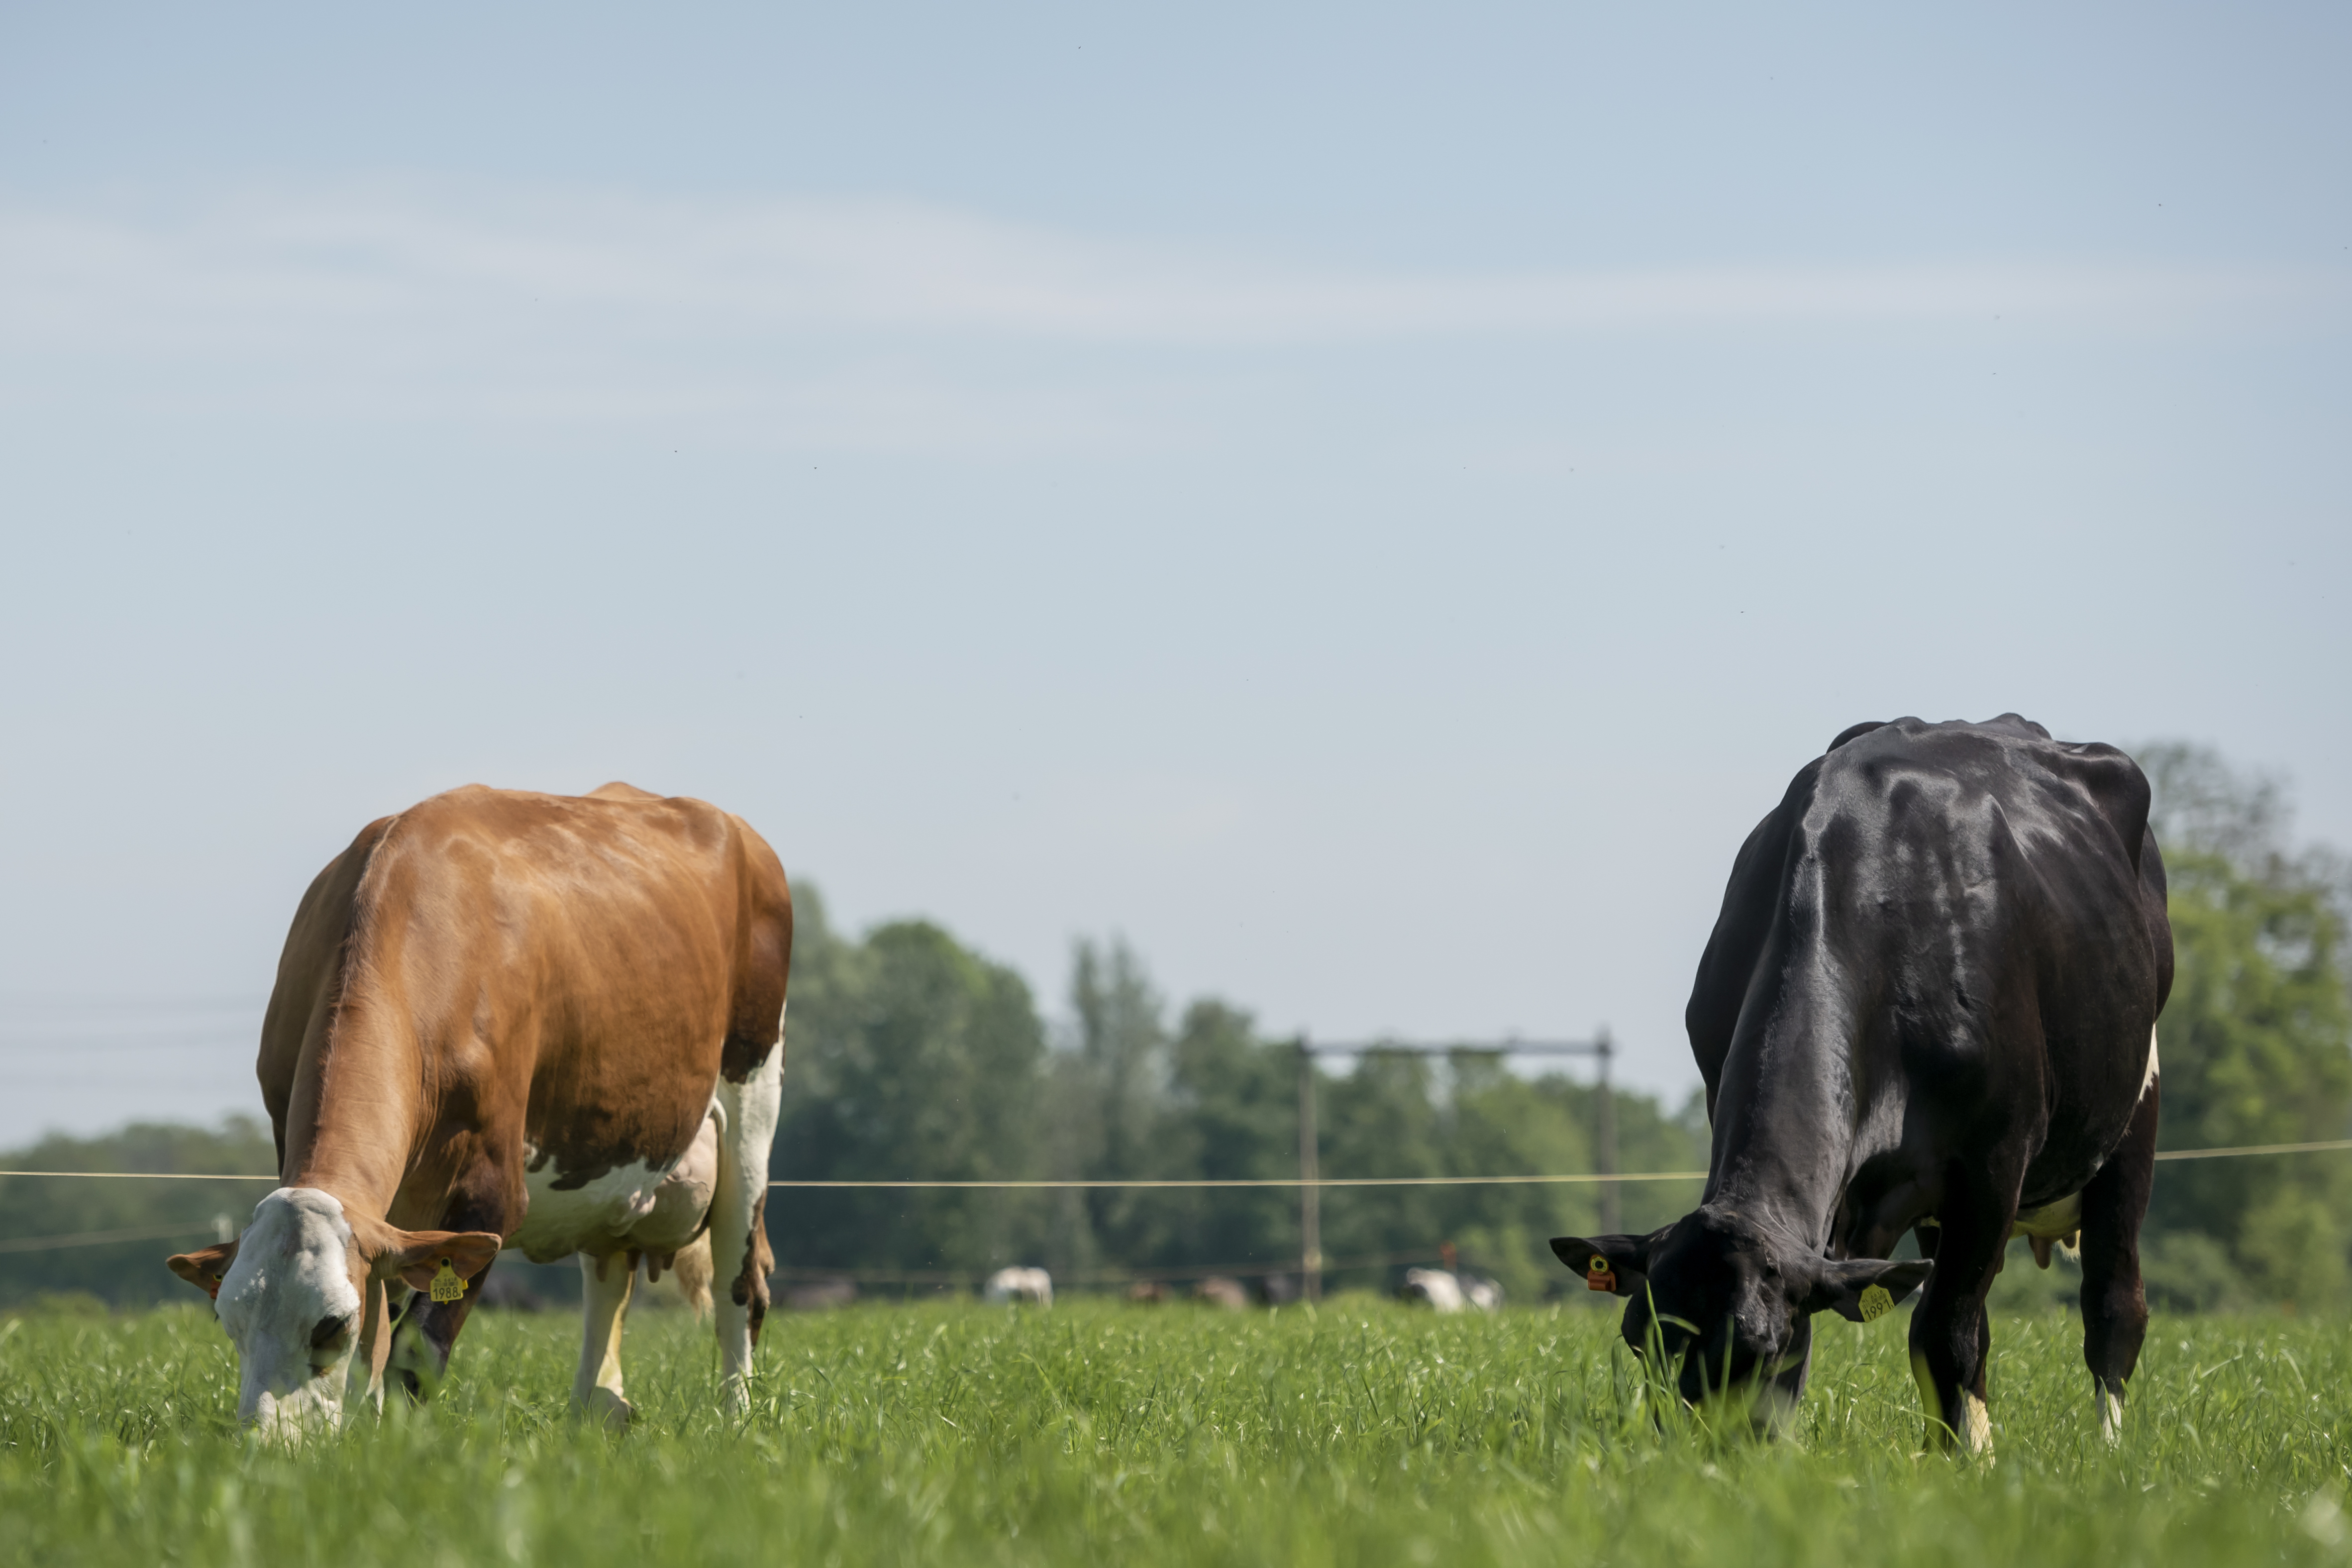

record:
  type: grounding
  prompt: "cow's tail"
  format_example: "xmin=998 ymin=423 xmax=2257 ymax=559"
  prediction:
xmin=673 ymin=1231 xmax=716 ymax=1318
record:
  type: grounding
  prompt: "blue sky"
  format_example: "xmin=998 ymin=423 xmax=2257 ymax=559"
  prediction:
xmin=2 ymin=3 xmax=2347 ymax=1144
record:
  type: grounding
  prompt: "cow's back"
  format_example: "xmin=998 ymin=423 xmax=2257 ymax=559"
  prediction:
xmin=257 ymin=816 xmax=400 ymax=1174
xmin=265 ymin=784 xmax=791 ymax=1207
xmin=1687 ymin=716 xmax=2172 ymax=1187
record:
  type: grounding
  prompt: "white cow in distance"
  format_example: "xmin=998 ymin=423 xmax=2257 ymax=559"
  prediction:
xmin=1400 ymin=1267 xmax=1503 ymax=1313
xmin=983 ymin=1266 xmax=1053 ymax=1306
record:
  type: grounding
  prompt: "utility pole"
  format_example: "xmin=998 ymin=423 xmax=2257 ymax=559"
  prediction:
xmin=1595 ymin=1027 xmax=1619 ymax=1236
xmin=1297 ymin=1039 xmax=1322 ymax=1302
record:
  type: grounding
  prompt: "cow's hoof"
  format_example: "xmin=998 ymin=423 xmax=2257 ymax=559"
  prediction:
xmin=578 ymin=1388 xmax=634 ymax=1430
xmin=2096 ymin=1382 xmax=2125 ymax=1446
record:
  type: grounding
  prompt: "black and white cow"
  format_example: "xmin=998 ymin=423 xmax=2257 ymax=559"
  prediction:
xmin=1555 ymin=716 xmax=2171 ymax=1455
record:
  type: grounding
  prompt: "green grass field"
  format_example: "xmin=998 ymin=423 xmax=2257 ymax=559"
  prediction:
xmin=4 ymin=1297 xmax=2349 ymax=1567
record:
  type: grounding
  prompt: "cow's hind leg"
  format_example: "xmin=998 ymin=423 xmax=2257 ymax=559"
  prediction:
xmin=710 ymin=1035 xmax=782 ymax=1410
xmin=2080 ymin=1056 xmax=2158 ymax=1444
xmin=1907 ymin=1160 xmax=2016 ymax=1459
xmin=574 ymin=1250 xmax=636 ymax=1427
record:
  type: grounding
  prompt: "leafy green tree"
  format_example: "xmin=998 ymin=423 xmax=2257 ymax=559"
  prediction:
xmin=1147 ymin=1001 xmax=1306 ymax=1271
xmin=771 ymin=885 xmax=1051 ymax=1275
xmin=0 ymin=1119 xmax=276 ymax=1308
xmin=1312 ymin=1051 xmax=1706 ymax=1304
xmin=1048 ymin=939 xmax=1176 ymax=1271
xmin=0 ymin=890 xmax=1760 ymax=1307
xmin=2138 ymin=744 xmax=2352 ymax=1309
xmin=1072 ymin=939 xmax=1168 ymax=1178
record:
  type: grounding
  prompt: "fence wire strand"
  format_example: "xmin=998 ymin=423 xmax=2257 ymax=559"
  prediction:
xmin=4 ymin=1141 xmax=2350 ymax=1257
xmin=6 ymin=1136 xmax=2350 ymax=1190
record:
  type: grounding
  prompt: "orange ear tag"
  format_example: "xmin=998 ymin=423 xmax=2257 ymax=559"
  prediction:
xmin=1586 ymin=1255 xmax=1617 ymax=1293
xmin=429 ymin=1260 xmax=467 ymax=1304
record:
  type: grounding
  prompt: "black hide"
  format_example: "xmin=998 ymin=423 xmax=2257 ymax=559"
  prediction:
xmin=1557 ymin=714 xmax=2172 ymax=1446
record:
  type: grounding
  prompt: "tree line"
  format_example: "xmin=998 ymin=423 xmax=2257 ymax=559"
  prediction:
xmin=772 ymin=898 xmax=1703 ymax=1305
xmin=3 ymin=742 xmax=2346 ymax=1312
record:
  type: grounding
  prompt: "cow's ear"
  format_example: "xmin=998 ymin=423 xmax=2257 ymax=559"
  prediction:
xmin=372 ymin=1230 xmax=504 ymax=1293
xmin=1804 ymin=1257 xmax=1931 ymax=1323
xmin=1550 ymin=1231 xmax=1662 ymax=1298
xmin=167 ymin=1239 xmax=240 ymax=1300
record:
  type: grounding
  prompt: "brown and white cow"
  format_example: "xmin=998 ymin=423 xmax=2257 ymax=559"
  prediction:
xmin=166 ymin=783 xmax=791 ymax=1436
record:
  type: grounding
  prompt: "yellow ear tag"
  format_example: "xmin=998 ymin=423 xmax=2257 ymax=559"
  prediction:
xmin=1857 ymin=1283 xmax=1893 ymax=1322
xmin=429 ymin=1260 xmax=467 ymax=1304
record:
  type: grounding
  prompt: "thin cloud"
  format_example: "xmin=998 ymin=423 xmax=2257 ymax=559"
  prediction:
xmin=7 ymin=183 xmax=2328 ymax=343
xmin=1 ymin=182 xmax=2337 ymax=447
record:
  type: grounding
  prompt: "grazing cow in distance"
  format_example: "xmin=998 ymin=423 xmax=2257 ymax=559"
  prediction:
xmin=1554 ymin=716 xmax=2171 ymax=1456
xmin=1399 ymin=1268 xmax=1503 ymax=1313
xmin=983 ymin=1266 xmax=1054 ymax=1306
xmin=166 ymin=783 xmax=791 ymax=1437
xmin=1192 ymin=1275 xmax=1251 ymax=1311
xmin=779 ymin=1278 xmax=858 ymax=1312
xmin=1255 ymin=1272 xmax=1303 ymax=1306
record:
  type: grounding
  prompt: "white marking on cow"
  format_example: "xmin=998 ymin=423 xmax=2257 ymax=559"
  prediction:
xmin=1400 ymin=1267 xmax=1467 ymax=1313
xmin=1399 ymin=1268 xmax=1503 ymax=1313
xmin=508 ymin=1115 xmax=720 ymax=1265
xmin=983 ymin=1266 xmax=1055 ymax=1306
xmin=1908 ymin=1350 xmax=1993 ymax=1458
xmin=509 ymin=1037 xmax=782 ymax=1420
xmin=2096 ymin=1380 xmax=2125 ymax=1445
xmin=2140 ymin=1027 xmax=2160 ymax=1101
xmin=1961 ymin=1391 xmax=1993 ymax=1458
xmin=711 ymin=1040 xmax=783 ymax=1406
xmin=214 ymin=1187 xmax=362 ymax=1440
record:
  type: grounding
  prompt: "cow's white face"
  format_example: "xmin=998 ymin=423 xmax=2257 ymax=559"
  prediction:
xmin=213 ymin=1187 xmax=363 ymax=1437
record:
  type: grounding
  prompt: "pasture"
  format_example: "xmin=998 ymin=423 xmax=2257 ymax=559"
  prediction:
xmin=4 ymin=1298 xmax=2350 ymax=1567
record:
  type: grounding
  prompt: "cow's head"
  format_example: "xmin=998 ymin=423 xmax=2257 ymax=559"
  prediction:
xmin=1553 ymin=1206 xmax=1928 ymax=1421
xmin=166 ymin=1187 xmax=499 ymax=1439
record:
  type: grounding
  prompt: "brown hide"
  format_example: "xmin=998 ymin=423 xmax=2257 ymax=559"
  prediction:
xmin=255 ymin=784 xmax=792 ymax=1250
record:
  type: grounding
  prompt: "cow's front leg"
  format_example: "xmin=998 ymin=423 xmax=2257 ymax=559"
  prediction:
xmin=386 ymin=1273 xmax=494 ymax=1402
xmin=1907 ymin=1166 xmax=2013 ymax=1458
xmin=1756 ymin=1314 xmax=1813 ymax=1436
xmin=574 ymin=1249 xmax=636 ymax=1427
xmin=2080 ymin=1055 xmax=2158 ymax=1444
xmin=710 ymin=1037 xmax=782 ymax=1411
xmin=387 ymin=1185 xmax=506 ymax=1403
xmin=346 ymin=1277 xmax=398 ymax=1413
